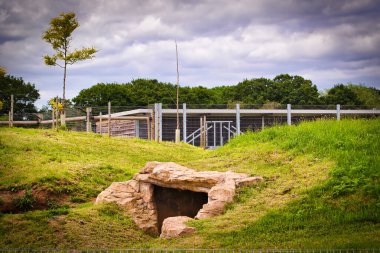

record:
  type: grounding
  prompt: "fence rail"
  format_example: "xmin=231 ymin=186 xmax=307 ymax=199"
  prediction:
xmin=1 ymin=103 xmax=379 ymax=147
xmin=0 ymin=249 xmax=379 ymax=253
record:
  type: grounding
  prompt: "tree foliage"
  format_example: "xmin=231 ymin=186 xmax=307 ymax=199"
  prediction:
xmin=72 ymin=75 xmax=379 ymax=107
xmin=42 ymin=12 xmax=97 ymax=107
xmin=347 ymin=84 xmax=380 ymax=108
xmin=0 ymin=66 xmax=6 ymax=77
xmin=0 ymin=74 xmax=40 ymax=114
xmin=323 ymin=84 xmax=362 ymax=106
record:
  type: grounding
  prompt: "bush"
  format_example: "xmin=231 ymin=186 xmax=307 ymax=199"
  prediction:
xmin=14 ymin=189 xmax=36 ymax=211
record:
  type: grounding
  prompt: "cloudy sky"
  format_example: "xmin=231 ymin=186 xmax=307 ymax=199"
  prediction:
xmin=1 ymin=0 xmax=379 ymax=108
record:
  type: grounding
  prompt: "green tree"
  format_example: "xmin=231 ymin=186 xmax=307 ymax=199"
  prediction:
xmin=323 ymin=84 xmax=361 ymax=106
xmin=42 ymin=12 xmax=97 ymax=112
xmin=129 ymin=79 xmax=176 ymax=105
xmin=72 ymin=83 xmax=132 ymax=106
xmin=271 ymin=74 xmax=320 ymax=105
xmin=180 ymin=86 xmax=219 ymax=105
xmin=231 ymin=78 xmax=272 ymax=104
xmin=211 ymin=85 xmax=234 ymax=104
xmin=347 ymin=84 xmax=380 ymax=108
xmin=73 ymin=79 xmax=176 ymax=106
xmin=0 ymin=74 xmax=40 ymax=115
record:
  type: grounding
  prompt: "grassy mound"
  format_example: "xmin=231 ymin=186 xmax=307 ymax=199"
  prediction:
xmin=0 ymin=119 xmax=379 ymax=248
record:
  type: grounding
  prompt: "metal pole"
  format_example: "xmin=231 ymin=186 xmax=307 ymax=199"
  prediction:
xmin=108 ymin=101 xmax=111 ymax=137
xmin=200 ymin=116 xmax=203 ymax=148
xmin=159 ymin=103 xmax=163 ymax=142
xmin=337 ymin=104 xmax=341 ymax=121
xmin=9 ymin=94 xmax=13 ymax=127
xmin=228 ymin=121 xmax=231 ymax=142
xmin=147 ymin=117 xmax=150 ymax=140
xmin=262 ymin=115 xmax=265 ymax=130
xmin=204 ymin=115 xmax=207 ymax=147
xmin=220 ymin=122 xmax=223 ymax=146
xmin=236 ymin=103 xmax=240 ymax=135
xmin=175 ymin=40 xmax=180 ymax=143
xmin=183 ymin=103 xmax=187 ymax=142
xmin=214 ymin=122 xmax=216 ymax=148
xmin=206 ymin=122 xmax=209 ymax=147
xmin=287 ymin=104 xmax=291 ymax=125
xmin=99 ymin=112 xmax=102 ymax=134
xmin=154 ymin=103 xmax=159 ymax=141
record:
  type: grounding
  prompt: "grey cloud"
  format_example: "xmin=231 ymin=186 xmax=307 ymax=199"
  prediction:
xmin=0 ymin=0 xmax=379 ymax=108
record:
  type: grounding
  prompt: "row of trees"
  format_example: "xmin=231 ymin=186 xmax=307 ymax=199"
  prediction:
xmin=72 ymin=75 xmax=380 ymax=108
xmin=1 ymin=71 xmax=379 ymax=115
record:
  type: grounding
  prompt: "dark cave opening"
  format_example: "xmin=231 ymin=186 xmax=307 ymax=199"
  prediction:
xmin=153 ymin=185 xmax=208 ymax=232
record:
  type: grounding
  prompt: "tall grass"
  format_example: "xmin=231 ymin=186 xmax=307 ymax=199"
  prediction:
xmin=205 ymin=119 xmax=380 ymax=248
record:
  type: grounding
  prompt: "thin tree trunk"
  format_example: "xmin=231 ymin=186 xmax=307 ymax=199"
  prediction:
xmin=63 ymin=64 xmax=66 ymax=106
xmin=63 ymin=44 xmax=67 ymax=108
xmin=61 ymin=44 xmax=67 ymax=126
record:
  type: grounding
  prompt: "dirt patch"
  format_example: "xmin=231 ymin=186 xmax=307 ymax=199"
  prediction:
xmin=0 ymin=189 xmax=69 ymax=213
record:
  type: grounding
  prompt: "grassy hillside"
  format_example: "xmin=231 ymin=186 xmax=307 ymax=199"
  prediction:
xmin=0 ymin=119 xmax=379 ymax=249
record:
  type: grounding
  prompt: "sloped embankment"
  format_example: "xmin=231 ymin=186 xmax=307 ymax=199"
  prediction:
xmin=0 ymin=119 xmax=379 ymax=248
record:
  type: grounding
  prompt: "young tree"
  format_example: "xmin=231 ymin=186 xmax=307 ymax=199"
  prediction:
xmin=42 ymin=12 xmax=97 ymax=123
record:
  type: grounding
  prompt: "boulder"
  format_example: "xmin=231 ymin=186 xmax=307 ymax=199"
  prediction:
xmin=96 ymin=162 xmax=263 ymax=237
xmin=160 ymin=216 xmax=196 ymax=239
xmin=235 ymin=176 xmax=263 ymax=187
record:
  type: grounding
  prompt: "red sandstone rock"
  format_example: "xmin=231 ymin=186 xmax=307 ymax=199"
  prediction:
xmin=160 ymin=216 xmax=196 ymax=239
xmin=95 ymin=162 xmax=263 ymax=237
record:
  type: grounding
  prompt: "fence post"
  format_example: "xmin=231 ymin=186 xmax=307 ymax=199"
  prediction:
xmin=55 ymin=97 xmax=59 ymax=131
xmin=154 ymin=103 xmax=159 ymax=142
xmin=200 ymin=116 xmax=204 ymax=148
xmin=183 ymin=103 xmax=187 ymax=142
xmin=60 ymin=110 xmax=66 ymax=126
xmin=99 ymin=112 xmax=102 ymax=134
xmin=159 ymin=103 xmax=162 ymax=142
xmin=220 ymin=121 xmax=223 ymax=146
xmin=9 ymin=94 xmax=13 ymax=127
xmin=86 ymin=107 xmax=92 ymax=133
xmin=36 ymin=113 xmax=43 ymax=128
xmin=108 ymin=101 xmax=111 ymax=137
xmin=52 ymin=109 xmax=55 ymax=129
xmin=287 ymin=104 xmax=291 ymax=125
xmin=147 ymin=117 xmax=150 ymax=140
xmin=203 ymin=115 xmax=207 ymax=147
xmin=262 ymin=115 xmax=265 ymax=130
xmin=135 ymin=119 xmax=140 ymax=138
xmin=337 ymin=104 xmax=341 ymax=121
xmin=236 ymin=103 xmax=240 ymax=135
xmin=150 ymin=110 xmax=154 ymax=140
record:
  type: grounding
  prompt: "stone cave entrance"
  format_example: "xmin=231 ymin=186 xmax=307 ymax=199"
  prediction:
xmin=153 ymin=185 xmax=208 ymax=232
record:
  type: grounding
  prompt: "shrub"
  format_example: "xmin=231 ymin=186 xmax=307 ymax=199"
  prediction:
xmin=14 ymin=189 xmax=36 ymax=211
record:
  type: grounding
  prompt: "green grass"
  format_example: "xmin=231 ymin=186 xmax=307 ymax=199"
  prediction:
xmin=0 ymin=128 xmax=206 ymax=200
xmin=0 ymin=119 xmax=379 ymax=249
